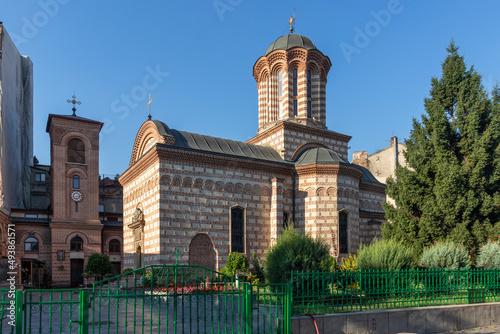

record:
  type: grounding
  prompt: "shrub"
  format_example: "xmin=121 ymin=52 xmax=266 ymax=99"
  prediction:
xmin=357 ymin=238 xmax=415 ymax=270
xmin=340 ymin=254 xmax=357 ymax=271
xmin=121 ymin=267 xmax=134 ymax=274
xmin=221 ymin=252 xmax=249 ymax=277
xmin=420 ymin=241 xmax=470 ymax=269
xmin=476 ymin=240 xmax=500 ymax=269
xmin=249 ymin=253 xmax=265 ymax=284
xmin=84 ymin=253 xmax=113 ymax=280
xmin=264 ymin=226 xmax=331 ymax=284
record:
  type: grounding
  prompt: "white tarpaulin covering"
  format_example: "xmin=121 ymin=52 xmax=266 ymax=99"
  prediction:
xmin=0 ymin=24 xmax=34 ymax=211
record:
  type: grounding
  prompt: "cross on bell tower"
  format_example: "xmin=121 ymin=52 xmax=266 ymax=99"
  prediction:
xmin=67 ymin=94 xmax=81 ymax=116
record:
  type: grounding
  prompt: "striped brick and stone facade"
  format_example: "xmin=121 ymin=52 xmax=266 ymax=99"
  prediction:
xmin=120 ymin=32 xmax=386 ymax=271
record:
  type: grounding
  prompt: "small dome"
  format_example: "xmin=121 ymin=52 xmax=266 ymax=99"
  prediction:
xmin=265 ymin=34 xmax=316 ymax=56
xmin=294 ymin=147 xmax=347 ymax=166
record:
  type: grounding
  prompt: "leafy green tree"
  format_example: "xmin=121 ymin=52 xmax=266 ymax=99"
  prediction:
xmin=84 ymin=253 xmax=114 ymax=280
xmin=220 ymin=252 xmax=249 ymax=277
xmin=383 ymin=42 xmax=500 ymax=259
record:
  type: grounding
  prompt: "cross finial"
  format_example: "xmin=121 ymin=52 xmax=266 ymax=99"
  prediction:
xmin=147 ymin=93 xmax=153 ymax=120
xmin=67 ymin=94 xmax=81 ymax=116
xmin=171 ymin=248 xmax=180 ymax=266
xmin=288 ymin=8 xmax=296 ymax=34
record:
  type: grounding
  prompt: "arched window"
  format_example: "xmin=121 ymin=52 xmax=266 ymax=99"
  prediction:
xmin=293 ymin=69 xmax=298 ymax=96
xmin=25 ymin=237 xmax=39 ymax=252
xmin=307 ymin=70 xmax=312 ymax=118
xmin=307 ymin=70 xmax=312 ymax=97
xmin=109 ymin=239 xmax=121 ymax=254
xmin=339 ymin=211 xmax=348 ymax=253
xmin=73 ymin=175 xmax=80 ymax=189
xmin=71 ymin=236 xmax=83 ymax=251
xmin=278 ymin=71 xmax=283 ymax=97
xmin=67 ymin=138 xmax=85 ymax=164
xmin=231 ymin=207 xmax=244 ymax=253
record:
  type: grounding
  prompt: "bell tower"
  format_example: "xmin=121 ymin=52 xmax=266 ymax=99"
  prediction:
xmin=46 ymin=96 xmax=103 ymax=223
xmin=253 ymin=33 xmax=331 ymax=134
xmin=248 ymin=32 xmax=351 ymax=162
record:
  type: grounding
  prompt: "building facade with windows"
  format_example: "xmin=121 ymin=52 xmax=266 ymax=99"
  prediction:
xmin=9 ymin=114 xmax=124 ymax=288
xmin=120 ymin=33 xmax=386 ymax=271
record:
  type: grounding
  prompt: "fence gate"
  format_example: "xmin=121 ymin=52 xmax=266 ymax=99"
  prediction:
xmin=92 ymin=265 xmax=247 ymax=334
xmin=245 ymin=283 xmax=291 ymax=334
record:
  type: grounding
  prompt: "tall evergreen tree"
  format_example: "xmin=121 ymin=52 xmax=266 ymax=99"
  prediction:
xmin=383 ymin=42 xmax=500 ymax=258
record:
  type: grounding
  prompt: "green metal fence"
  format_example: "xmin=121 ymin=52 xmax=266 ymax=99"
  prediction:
xmin=0 ymin=289 xmax=17 ymax=334
xmin=1 ymin=288 xmax=88 ymax=334
xmin=291 ymin=268 xmax=500 ymax=315
xmin=92 ymin=265 xmax=290 ymax=334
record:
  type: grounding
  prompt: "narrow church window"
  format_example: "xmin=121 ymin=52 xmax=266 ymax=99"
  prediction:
xmin=231 ymin=207 xmax=244 ymax=253
xmin=25 ymin=237 xmax=39 ymax=252
xmin=283 ymin=212 xmax=290 ymax=229
xmin=307 ymin=70 xmax=312 ymax=118
xmin=307 ymin=70 xmax=312 ymax=97
xmin=339 ymin=211 xmax=348 ymax=253
xmin=278 ymin=71 xmax=283 ymax=116
xmin=278 ymin=71 xmax=283 ymax=97
xmin=71 ymin=236 xmax=83 ymax=251
xmin=73 ymin=175 xmax=80 ymax=189
xmin=293 ymin=69 xmax=298 ymax=96
xmin=67 ymin=138 xmax=85 ymax=164
xmin=293 ymin=100 xmax=298 ymax=117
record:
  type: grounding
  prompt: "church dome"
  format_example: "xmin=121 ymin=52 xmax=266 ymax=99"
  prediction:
xmin=264 ymin=34 xmax=316 ymax=56
xmin=294 ymin=147 xmax=347 ymax=166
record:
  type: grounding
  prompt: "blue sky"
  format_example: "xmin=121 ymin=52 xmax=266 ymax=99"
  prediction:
xmin=1 ymin=1 xmax=499 ymax=175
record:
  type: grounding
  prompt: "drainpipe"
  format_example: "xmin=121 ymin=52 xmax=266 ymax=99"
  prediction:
xmin=292 ymin=171 xmax=297 ymax=224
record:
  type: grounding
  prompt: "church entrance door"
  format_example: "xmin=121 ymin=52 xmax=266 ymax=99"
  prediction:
xmin=70 ymin=259 xmax=84 ymax=287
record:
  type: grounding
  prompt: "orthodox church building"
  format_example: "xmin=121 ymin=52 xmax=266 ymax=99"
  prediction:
xmin=120 ymin=31 xmax=386 ymax=271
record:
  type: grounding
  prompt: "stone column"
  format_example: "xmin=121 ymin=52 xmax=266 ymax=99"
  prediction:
xmin=270 ymin=177 xmax=284 ymax=244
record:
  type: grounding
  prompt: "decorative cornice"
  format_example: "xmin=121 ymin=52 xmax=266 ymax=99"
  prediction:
xmin=155 ymin=145 xmax=295 ymax=176
xmin=296 ymin=163 xmax=363 ymax=179
xmin=359 ymin=181 xmax=387 ymax=193
xmin=247 ymin=120 xmax=351 ymax=145
xmin=359 ymin=210 xmax=385 ymax=220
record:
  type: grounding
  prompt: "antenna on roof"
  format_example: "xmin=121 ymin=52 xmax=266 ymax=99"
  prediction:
xmin=288 ymin=8 xmax=296 ymax=34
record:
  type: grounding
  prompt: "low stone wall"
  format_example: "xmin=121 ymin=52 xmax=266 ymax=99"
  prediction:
xmin=291 ymin=302 xmax=500 ymax=334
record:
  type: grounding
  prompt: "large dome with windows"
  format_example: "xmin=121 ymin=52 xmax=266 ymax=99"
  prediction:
xmin=264 ymin=34 xmax=317 ymax=55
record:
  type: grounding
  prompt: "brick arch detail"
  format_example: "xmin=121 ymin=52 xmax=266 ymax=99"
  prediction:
xmin=129 ymin=121 xmax=167 ymax=166
xmin=188 ymin=233 xmax=216 ymax=271
xmin=64 ymin=232 xmax=90 ymax=245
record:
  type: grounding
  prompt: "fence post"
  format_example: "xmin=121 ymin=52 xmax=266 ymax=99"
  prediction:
xmin=244 ymin=283 xmax=252 ymax=334
xmin=15 ymin=290 xmax=23 ymax=334
xmin=286 ymin=283 xmax=292 ymax=334
xmin=79 ymin=290 xmax=89 ymax=334
xmin=359 ymin=270 xmax=362 ymax=312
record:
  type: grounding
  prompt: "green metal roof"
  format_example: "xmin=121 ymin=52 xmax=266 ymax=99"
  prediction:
xmin=265 ymin=34 xmax=316 ymax=55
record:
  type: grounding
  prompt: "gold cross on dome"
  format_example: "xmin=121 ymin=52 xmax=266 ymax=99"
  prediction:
xmin=147 ymin=93 xmax=152 ymax=120
xmin=288 ymin=9 xmax=296 ymax=33
xmin=67 ymin=94 xmax=81 ymax=116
